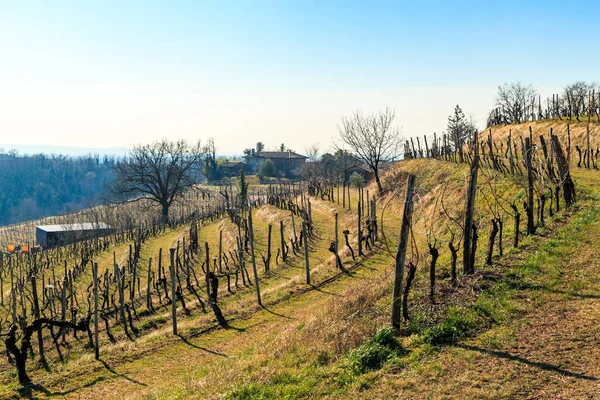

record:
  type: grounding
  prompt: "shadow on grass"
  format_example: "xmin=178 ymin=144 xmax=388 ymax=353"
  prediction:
xmin=457 ymin=344 xmax=598 ymax=381
xmin=260 ymin=305 xmax=294 ymax=320
xmin=309 ymin=284 xmax=339 ymax=296
xmin=176 ymin=334 xmax=228 ymax=357
xmin=18 ymin=377 xmax=108 ymax=399
xmin=99 ymin=359 xmax=147 ymax=386
xmin=511 ymin=281 xmax=600 ymax=300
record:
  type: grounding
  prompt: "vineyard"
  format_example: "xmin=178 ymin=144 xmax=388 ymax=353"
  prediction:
xmin=1 ymin=119 xmax=599 ymax=399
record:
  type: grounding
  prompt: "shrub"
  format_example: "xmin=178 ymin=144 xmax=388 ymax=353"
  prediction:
xmin=349 ymin=171 xmax=365 ymax=188
xmin=420 ymin=308 xmax=480 ymax=345
xmin=223 ymin=382 xmax=272 ymax=400
xmin=347 ymin=327 xmax=404 ymax=374
xmin=259 ymin=159 xmax=278 ymax=178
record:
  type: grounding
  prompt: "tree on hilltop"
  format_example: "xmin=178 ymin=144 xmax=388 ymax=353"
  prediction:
xmin=447 ymin=105 xmax=477 ymax=163
xmin=495 ymin=82 xmax=537 ymax=124
xmin=336 ymin=107 xmax=402 ymax=195
xmin=112 ymin=138 xmax=204 ymax=222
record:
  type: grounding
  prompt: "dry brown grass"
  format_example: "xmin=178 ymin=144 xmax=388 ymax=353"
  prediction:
xmin=485 ymin=119 xmax=600 ymax=150
xmin=276 ymin=268 xmax=393 ymax=359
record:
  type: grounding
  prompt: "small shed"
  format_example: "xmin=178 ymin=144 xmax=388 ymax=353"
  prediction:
xmin=36 ymin=222 xmax=115 ymax=248
xmin=344 ymin=164 xmax=374 ymax=185
xmin=344 ymin=162 xmax=396 ymax=186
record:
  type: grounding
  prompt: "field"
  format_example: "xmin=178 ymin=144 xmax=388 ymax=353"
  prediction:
xmin=1 ymin=120 xmax=599 ymax=399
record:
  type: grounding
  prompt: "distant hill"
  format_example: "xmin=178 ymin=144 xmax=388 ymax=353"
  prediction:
xmin=0 ymin=144 xmax=128 ymax=157
xmin=0 ymin=152 xmax=115 ymax=226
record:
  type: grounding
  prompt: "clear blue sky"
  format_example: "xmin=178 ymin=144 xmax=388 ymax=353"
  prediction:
xmin=1 ymin=0 xmax=598 ymax=154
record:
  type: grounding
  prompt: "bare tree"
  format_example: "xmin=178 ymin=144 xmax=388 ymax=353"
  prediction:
xmin=112 ymin=138 xmax=204 ymax=222
xmin=495 ymin=83 xmax=537 ymax=124
xmin=203 ymin=137 xmax=219 ymax=181
xmin=304 ymin=143 xmax=320 ymax=163
xmin=564 ymin=81 xmax=590 ymax=121
xmin=336 ymin=107 xmax=402 ymax=194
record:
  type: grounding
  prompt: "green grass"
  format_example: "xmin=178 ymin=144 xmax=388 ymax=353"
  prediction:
xmin=346 ymin=327 xmax=405 ymax=374
xmin=419 ymin=307 xmax=481 ymax=346
xmin=216 ymin=172 xmax=600 ymax=399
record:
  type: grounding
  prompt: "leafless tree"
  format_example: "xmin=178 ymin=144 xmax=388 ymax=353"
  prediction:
xmin=336 ymin=107 xmax=403 ymax=194
xmin=304 ymin=143 xmax=320 ymax=163
xmin=495 ymin=83 xmax=537 ymax=124
xmin=564 ymin=81 xmax=590 ymax=121
xmin=112 ymin=139 xmax=204 ymax=222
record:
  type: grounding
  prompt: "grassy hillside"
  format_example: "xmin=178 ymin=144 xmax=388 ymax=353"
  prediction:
xmin=1 ymin=120 xmax=599 ymax=399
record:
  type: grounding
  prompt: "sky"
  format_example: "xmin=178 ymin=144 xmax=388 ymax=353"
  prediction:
xmin=1 ymin=0 xmax=599 ymax=156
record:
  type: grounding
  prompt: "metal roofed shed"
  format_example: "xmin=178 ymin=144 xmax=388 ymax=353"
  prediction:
xmin=36 ymin=222 xmax=115 ymax=248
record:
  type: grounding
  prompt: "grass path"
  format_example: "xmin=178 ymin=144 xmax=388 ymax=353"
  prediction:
xmin=11 ymin=244 xmax=393 ymax=399
xmin=0 ymin=195 xmax=389 ymax=398
xmin=363 ymin=168 xmax=600 ymax=399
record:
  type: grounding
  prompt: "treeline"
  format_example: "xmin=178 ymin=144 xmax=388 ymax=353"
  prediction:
xmin=0 ymin=152 xmax=116 ymax=226
xmin=488 ymin=81 xmax=600 ymax=126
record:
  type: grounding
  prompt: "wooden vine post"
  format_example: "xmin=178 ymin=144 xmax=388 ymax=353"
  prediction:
xmin=308 ymin=200 xmax=313 ymax=236
xmin=335 ymin=213 xmax=341 ymax=269
xmin=266 ymin=224 xmax=272 ymax=273
xmin=219 ymin=231 xmax=223 ymax=273
xmin=587 ymin=124 xmax=591 ymax=169
xmin=302 ymin=221 xmax=310 ymax=284
xmin=169 ymin=248 xmax=177 ymax=335
xmin=391 ymin=174 xmax=415 ymax=330
xmin=463 ymin=151 xmax=480 ymax=275
xmin=279 ymin=220 xmax=286 ymax=263
xmin=30 ymin=274 xmax=45 ymax=364
xmin=93 ymin=262 xmax=99 ymax=359
xmin=357 ymin=201 xmax=363 ymax=257
xmin=551 ymin=134 xmax=576 ymax=207
xmin=146 ymin=258 xmax=153 ymax=310
xmin=248 ymin=210 xmax=262 ymax=306
xmin=508 ymin=130 xmax=515 ymax=175
xmin=525 ymin=137 xmax=536 ymax=235
xmin=117 ymin=265 xmax=129 ymax=338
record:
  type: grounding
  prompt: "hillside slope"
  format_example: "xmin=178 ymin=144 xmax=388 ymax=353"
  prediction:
xmin=487 ymin=119 xmax=600 ymax=146
xmin=2 ymin=120 xmax=600 ymax=399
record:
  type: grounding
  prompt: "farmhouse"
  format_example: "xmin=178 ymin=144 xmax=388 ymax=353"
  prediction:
xmin=218 ymin=161 xmax=246 ymax=177
xmin=243 ymin=150 xmax=307 ymax=178
xmin=36 ymin=222 xmax=115 ymax=248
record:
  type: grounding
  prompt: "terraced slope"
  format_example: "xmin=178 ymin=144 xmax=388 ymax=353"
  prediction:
xmin=2 ymin=127 xmax=600 ymax=399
